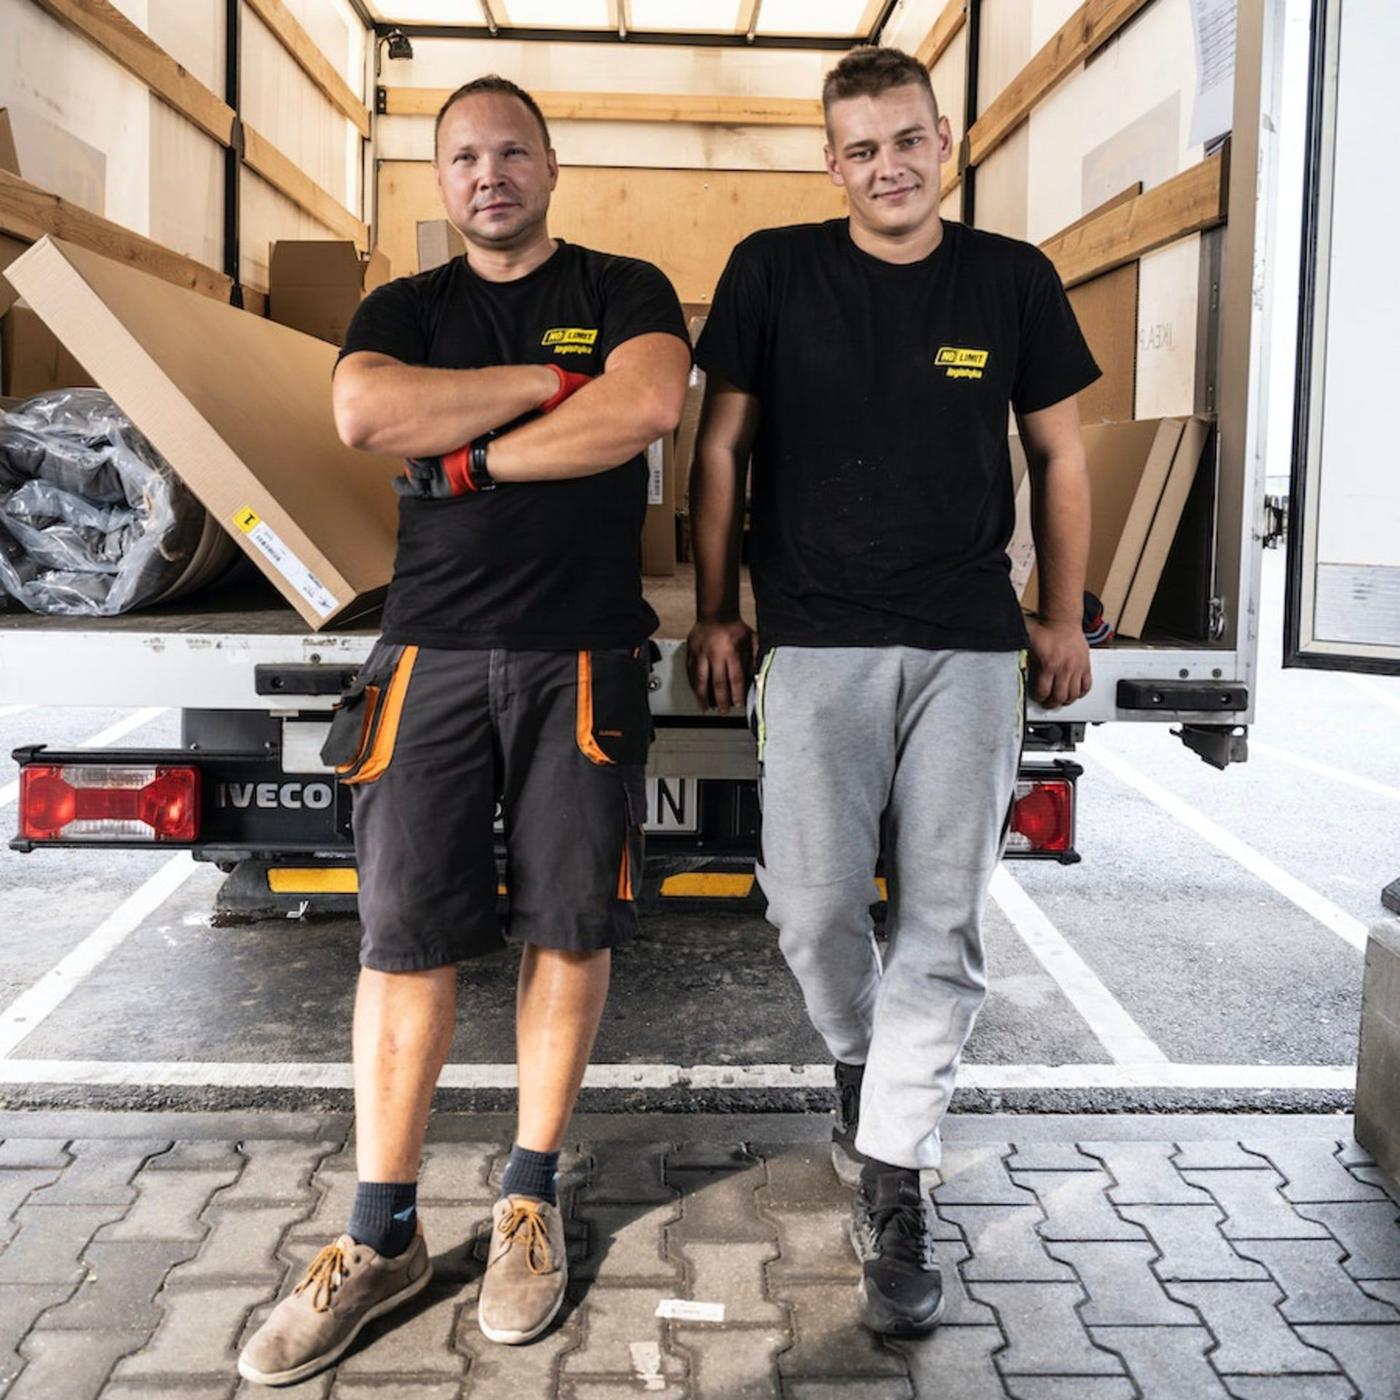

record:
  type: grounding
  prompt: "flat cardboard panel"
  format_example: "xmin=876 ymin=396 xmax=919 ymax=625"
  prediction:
xmin=1067 ymin=261 xmax=1139 ymax=425
xmin=268 ymin=239 xmax=390 ymax=345
xmin=1 ymin=304 xmax=93 ymax=398
xmin=0 ymin=235 xmax=28 ymax=317
xmin=0 ymin=111 xmax=19 ymax=177
xmin=416 ymin=218 xmax=461 ymax=273
xmin=641 ymin=433 xmax=676 ymax=577
xmin=6 ymin=237 xmax=401 ymax=629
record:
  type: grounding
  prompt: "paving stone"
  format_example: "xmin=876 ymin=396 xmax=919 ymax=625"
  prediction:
xmin=782 ymin=1383 xmax=912 ymax=1400
xmin=935 ymin=1240 xmax=1000 ymax=1326
xmin=1012 ymin=1170 xmax=1146 ymax=1241
xmin=1243 ymin=1139 xmax=1389 ymax=1204
xmin=770 ymin=1280 xmax=908 ymax=1377
xmin=142 ymin=1140 xmax=244 ymax=1172
xmin=1362 ymin=1277 xmax=1400 ymax=1310
xmin=1089 ymin=1325 xmax=1232 ymax=1399
xmin=931 ymin=1145 xmax=1035 ymax=1205
xmin=889 ymin=1324 xmax=1005 ymax=1398
xmin=486 ymin=1145 xmax=589 ymax=1199
xmin=213 ymin=1141 xmax=336 ymax=1207
xmin=103 ymin=1382 xmax=232 ymax=1398
xmin=764 ymin=1206 xmax=862 ymax=1282
xmin=1006 ymin=1142 xmax=1102 ymax=1171
xmin=575 ymin=1141 xmax=674 ymax=1205
xmin=673 ymin=1241 xmax=785 ymax=1324
xmin=0 ymin=1206 xmax=123 ymax=1285
xmin=966 ymin=1282 xmax=1122 ymax=1376
xmin=1293 ymin=1201 xmax=1400 ymax=1279
xmin=754 ymin=1143 xmax=854 ymax=1213
xmin=1164 ymin=1281 xmax=1343 ymax=1375
xmin=1350 ymin=1165 xmax=1400 ymax=1204
xmin=558 ymin=1285 xmax=685 ymax=1380
xmin=574 ymin=1199 xmax=681 ymax=1283
xmin=457 ymin=1288 xmax=581 ymax=1400
xmin=236 ymin=1370 xmax=332 ymax=1400
xmin=1231 ymin=1238 xmax=1400 ymax=1323
xmin=35 ymin=1240 xmax=198 ymax=1331
xmin=0 ymin=1172 xmax=63 ymax=1245
xmin=0 ymin=1284 xmax=75 ymax=1377
xmin=1003 ymin=1380 xmax=1135 ymax=1399
xmin=1080 ymin=1141 xmax=1215 ymax=1205
xmin=95 ymin=1167 xmax=239 ymax=1242
xmin=0 ymin=1143 xmax=68 ymax=1171
xmin=330 ymin=1384 xmax=461 ymax=1400
xmin=25 ymin=1140 xmax=168 ymax=1208
xmin=115 ymin=1280 xmax=274 ymax=1379
xmin=1222 ymin=1378 xmax=1359 ymax=1399
xmin=332 ymin=1282 xmax=464 ymax=1378
xmin=560 ymin=1384 xmax=686 ymax=1400
xmin=1294 ymin=1324 xmax=1400 ymax=1398
xmin=672 ymin=1322 xmax=787 ymax=1398
xmin=413 ymin=1203 xmax=493 ymax=1284
xmin=1174 ymin=1142 xmax=1273 ymax=1171
xmin=168 ymin=1203 xmax=310 ymax=1286
xmin=416 ymin=1141 xmax=497 ymax=1202
xmin=285 ymin=1169 xmax=358 ymax=1241
xmin=1116 ymin=1205 xmax=1271 ymax=1282
xmin=666 ymin=1142 xmax=755 ymax=1171
xmin=666 ymin=1164 xmax=773 ymax=1246
xmin=1044 ymin=1241 xmax=1200 ymax=1324
xmin=938 ymin=1206 xmax=1076 ymax=1282
xmin=10 ymin=1327 xmax=146 ymax=1400
xmin=1180 ymin=1169 xmax=1330 ymax=1240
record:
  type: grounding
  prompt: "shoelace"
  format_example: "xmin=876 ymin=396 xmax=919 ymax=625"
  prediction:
xmin=867 ymin=1193 xmax=936 ymax=1268
xmin=294 ymin=1242 xmax=351 ymax=1313
xmin=499 ymin=1198 xmax=554 ymax=1275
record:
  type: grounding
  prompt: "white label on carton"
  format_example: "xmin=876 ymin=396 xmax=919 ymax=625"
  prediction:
xmin=233 ymin=507 xmax=339 ymax=619
xmin=655 ymin=1299 xmax=725 ymax=1323
xmin=646 ymin=439 xmax=665 ymax=507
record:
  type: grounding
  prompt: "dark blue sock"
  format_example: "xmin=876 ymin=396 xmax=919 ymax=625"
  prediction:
xmin=348 ymin=1180 xmax=418 ymax=1257
xmin=500 ymin=1145 xmax=559 ymax=1205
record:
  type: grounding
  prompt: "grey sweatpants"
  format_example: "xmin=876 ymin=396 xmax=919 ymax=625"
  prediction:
xmin=754 ymin=646 xmax=1024 ymax=1169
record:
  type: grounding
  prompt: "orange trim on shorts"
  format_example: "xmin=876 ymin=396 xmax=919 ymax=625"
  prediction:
xmin=617 ymin=829 xmax=633 ymax=901
xmin=576 ymin=651 xmax=613 ymax=765
xmin=341 ymin=646 xmax=419 ymax=785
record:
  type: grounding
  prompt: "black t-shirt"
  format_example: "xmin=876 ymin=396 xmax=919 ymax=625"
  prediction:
xmin=696 ymin=219 xmax=1100 ymax=653
xmin=339 ymin=240 xmax=687 ymax=650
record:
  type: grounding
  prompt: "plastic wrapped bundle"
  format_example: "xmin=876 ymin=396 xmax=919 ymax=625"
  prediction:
xmin=0 ymin=388 xmax=237 ymax=615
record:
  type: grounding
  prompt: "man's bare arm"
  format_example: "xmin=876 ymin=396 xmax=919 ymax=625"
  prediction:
xmin=332 ymin=351 xmax=557 ymax=457
xmin=685 ymin=377 xmax=760 ymax=712
xmin=1019 ymin=394 xmax=1093 ymax=707
xmin=485 ymin=333 xmax=689 ymax=483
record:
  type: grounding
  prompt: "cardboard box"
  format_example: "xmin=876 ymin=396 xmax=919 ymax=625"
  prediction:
xmin=1 ymin=304 xmax=92 ymax=398
xmin=7 ymin=236 xmax=402 ymax=629
xmin=0 ymin=237 xmax=28 ymax=318
xmin=416 ymin=219 xmax=462 ymax=273
xmin=641 ymin=433 xmax=676 ymax=577
xmin=268 ymin=240 xmax=391 ymax=346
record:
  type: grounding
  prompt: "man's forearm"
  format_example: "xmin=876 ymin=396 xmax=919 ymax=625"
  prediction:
xmin=691 ymin=444 xmax=747 ymax=622
xmin=486 ymin=367 xmax=680 ymax=484
xmin=334 ymin=362 xmax=555 ymax=457
xmin=1029 ymin=454 xmax=1091 ymax=624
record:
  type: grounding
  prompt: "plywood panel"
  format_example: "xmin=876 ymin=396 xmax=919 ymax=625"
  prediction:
xmin=376 ymin=161 xmax=847 ymax=304
xmin=930 ymin=25 xmax=967 ymax=147
xmin=977 ymin=0 xmax=1035 ymax=119
xmin=1134 ymin=235 xmax=1199 ymax=418
xmin=1067 ymin=261 xmax=1138 ymax=424
xmin=148 ymin=98 xmax=223 ymax=273
xmin=147 ymin=0 xmax=224 ymax=94
xmin=972 ymin=121 xmax=1028 ymax=238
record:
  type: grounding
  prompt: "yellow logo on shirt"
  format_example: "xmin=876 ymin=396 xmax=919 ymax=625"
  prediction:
xmin=542 ymin=327 xmax=599 ymax=356
xmin=935 ymin=346 xmax=990 ymax=380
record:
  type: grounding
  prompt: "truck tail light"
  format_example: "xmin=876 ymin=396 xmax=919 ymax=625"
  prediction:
xmin=1007 ymin=778 xmax=1072 ymax=854
xmin=19 ymin=765 xmax=200 ymax=843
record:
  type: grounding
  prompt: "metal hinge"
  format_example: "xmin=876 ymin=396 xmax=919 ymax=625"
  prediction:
xmin=1209 ymin=596 xmax=1227 ymax=640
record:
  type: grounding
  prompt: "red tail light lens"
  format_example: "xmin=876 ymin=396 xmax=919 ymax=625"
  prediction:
xmin=1008 ymin=779 xmax=1072 ymax=853
xmin=19 ymin=765 xmax=200 ymax=843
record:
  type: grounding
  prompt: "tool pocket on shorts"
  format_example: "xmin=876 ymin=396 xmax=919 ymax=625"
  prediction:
xmin=320 ymin=643 xmax=419 ymax=785
xmin=617 ymin=767 xmax=647 ymax=902
xmin=576 ymin=649 xmax=652 ymax=766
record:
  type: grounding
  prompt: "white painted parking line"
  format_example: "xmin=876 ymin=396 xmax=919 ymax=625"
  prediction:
xmin=0 ymin=853 xmax=198 ymax=1058
xmin=1084 ymin=743 xmax=1369 ymax=953
xmin=1347 ymin=673 xmax=1400 ymax=719
xmin=989 ymin=867 xmax=1168 ymax=1065
xmin=0 ymin=1059 xmax=1356 ymax=1092
xmin=1251 ymin=740 xmax=1400 ymax=802
xmin=0 ymin=706 xmax=168 ymax=808
xmin=0 ymin=705 xmax=33 ymax=721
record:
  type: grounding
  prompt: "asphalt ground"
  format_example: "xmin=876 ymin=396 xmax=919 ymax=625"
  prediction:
xmin=0 ymin=549 xmax=1397 ymax=1116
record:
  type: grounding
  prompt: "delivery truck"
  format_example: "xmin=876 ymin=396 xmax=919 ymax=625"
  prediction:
xmin=0 ymin=0 xmax=1395 ymax=916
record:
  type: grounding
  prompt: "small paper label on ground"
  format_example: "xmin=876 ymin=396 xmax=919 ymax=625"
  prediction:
xmin=233 ymin=507 xmax=338 ymax=618
xmin=655 ymin=1298 xmax=725 ymax=1322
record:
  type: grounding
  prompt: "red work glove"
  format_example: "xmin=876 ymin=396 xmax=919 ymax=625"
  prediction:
xmin=402 ymin=443 xmax=475 ymax=497
xmin=540 ymin=363 xmax=592 ymax=413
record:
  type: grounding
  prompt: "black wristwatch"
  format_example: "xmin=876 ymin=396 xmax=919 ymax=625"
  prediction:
xmin=469 ymin=440 xmax=497 ymax=492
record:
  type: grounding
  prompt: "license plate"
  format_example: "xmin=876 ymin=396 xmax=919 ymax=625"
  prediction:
xmin=646 ymin=777 xmax=698 ymax=833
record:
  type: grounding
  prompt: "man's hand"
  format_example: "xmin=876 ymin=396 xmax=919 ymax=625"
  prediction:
xmin=1026 ymin=619 xmax=1092 ymax=709
xmin=687 ymin=617 xmax=757 ymax=714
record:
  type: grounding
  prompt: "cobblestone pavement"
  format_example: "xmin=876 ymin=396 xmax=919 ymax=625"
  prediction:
xmin=0 ymin=1113 xmax=1396 ymax=1398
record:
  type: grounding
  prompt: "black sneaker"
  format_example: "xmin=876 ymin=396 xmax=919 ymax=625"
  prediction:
xmin=849 ymin=1167 xmax=945 ymax=1335
xmin=831 ymin=1061 xmax=867 ymax=1187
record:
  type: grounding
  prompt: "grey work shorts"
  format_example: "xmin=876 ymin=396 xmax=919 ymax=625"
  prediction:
xmin=323 ymin=644 xmax=650 ymax=972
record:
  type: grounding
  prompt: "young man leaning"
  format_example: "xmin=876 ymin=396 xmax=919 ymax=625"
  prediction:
xmin=687 ymin=46 xmax=1098 ymax=1336
xmin=239 ymin=75 xmax=688 ymax=1385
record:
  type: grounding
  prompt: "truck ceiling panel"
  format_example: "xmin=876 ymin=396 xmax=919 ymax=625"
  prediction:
xmin=628 ymin=1 xmax=744 ymax=33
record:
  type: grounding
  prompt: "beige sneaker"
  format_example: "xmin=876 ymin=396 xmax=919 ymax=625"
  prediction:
xmin=237 ymin=1229 xmax=432 ymax=1386
xmin=477 ymin=1195 xmax=568 ymax=1344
